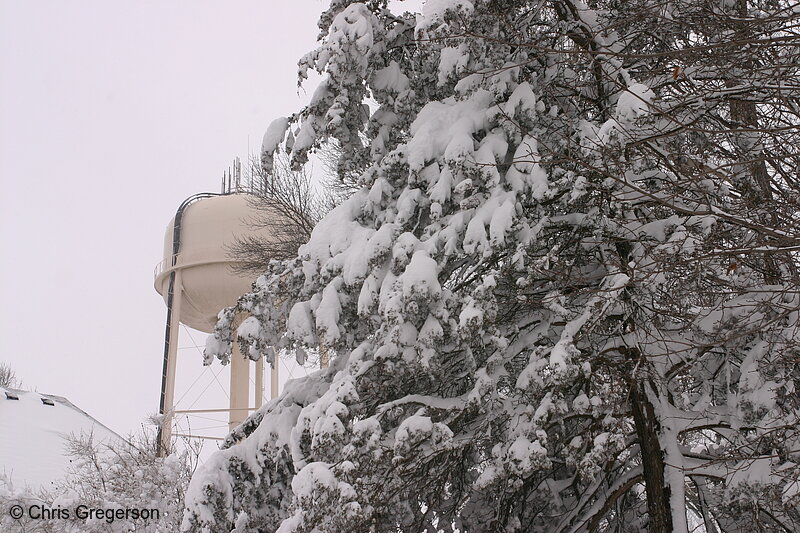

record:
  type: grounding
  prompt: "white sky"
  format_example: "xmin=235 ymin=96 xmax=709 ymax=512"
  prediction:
xmin=1 ymin=1 xmax=425 ymax=454
xmin=0 ymin=1 xmax=333 ymax=439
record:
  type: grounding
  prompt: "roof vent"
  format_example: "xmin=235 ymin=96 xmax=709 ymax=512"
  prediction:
xmin=41 ymin=398 xmax=55 ymax=406
xmin=5 ymin=392 xmax=19 ymax=400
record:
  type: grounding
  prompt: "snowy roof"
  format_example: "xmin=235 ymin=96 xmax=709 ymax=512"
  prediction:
xmin=0 ymin=386 xmax=123 ymax=490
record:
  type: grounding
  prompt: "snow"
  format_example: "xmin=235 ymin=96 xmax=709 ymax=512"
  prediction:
xmin=316 ymin=278 xmax=344 ymax=344
xmin=580 ymin=82 xmax=655 ymax=148
xmin=501 ymin=82 xmax=538 ymax=116
xmin=406 ymin=91 xmax=492 ymax=171
xmin=488 ymin=199 xmax=515 ymax=245
xmin=394 ymin=415 xmax=433 ymax=453
xmin=615 ymin=83 xmax=654 ymax=120
xmin=547 ymin=273 xmax=629 ymax=373
xmin=286 ymin=300 xmax=317 ymax=345
xmin=237 ymin=316 xmax=263 ymax=360
xmin=507 ymin=136 xmax=549 ymax=198
xmin=506 ymin=436 xmax=548 ymax=476
xmin=330 ymin=4 xmax=375 ymax=53
xmin=401 ymin=250 xmax=441 ymax=301
xmin=418 ymin=314 xmax=444 ymax=346
xmin=728 ymin=456 xmax=775 ymax=488
xmin=0 ymin=387 xmax=122 ymax=490
xmin=416 ymin=0 xmax=474 ymax=35
xmin=261 ymin=117 xmax=289 ymax=163
xmin=372 ymin=61 xmax=410 ymax=93
xmin=437 ymin=45 xmax=469 ymax=86
xmin=782 ymin=465 xmax=800 ymax=504
xmin=572 ymin=394 xmax=590 ymax=413
xmin=292 ymin=462 xmax=337 ymax=500
xmin=661 ymin=421 xmax=689 ymax=532
xmin=232 ymin=511 xmax=250 ymax=533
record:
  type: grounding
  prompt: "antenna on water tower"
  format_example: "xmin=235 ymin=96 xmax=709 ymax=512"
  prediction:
xmin=153 ymin=174 xmax=281 ymax=456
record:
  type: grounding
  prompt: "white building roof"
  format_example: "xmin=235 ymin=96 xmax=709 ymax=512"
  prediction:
xmin=0 ymin=386 xmax=122 ymax=490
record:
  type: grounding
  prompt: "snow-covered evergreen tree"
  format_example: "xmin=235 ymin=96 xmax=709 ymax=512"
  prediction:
xmin=184 ymin=1 xmax=800 ymax=531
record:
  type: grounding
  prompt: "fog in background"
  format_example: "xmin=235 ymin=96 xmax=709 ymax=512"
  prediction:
xmin=0 ymin=1 xmax=327 ymax=438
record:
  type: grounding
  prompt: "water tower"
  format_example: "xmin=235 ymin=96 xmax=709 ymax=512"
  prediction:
xmin=154 ymin=164 xmax=279 ymax=454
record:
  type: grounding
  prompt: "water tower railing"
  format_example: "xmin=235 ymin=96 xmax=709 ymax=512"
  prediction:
xmin=153 ymin=253 xmax=246 ymax=282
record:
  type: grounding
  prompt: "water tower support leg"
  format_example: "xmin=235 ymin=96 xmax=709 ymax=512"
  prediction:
xmin=160 ymin=270 xmax=183 ymax=455
xmin=270 ymin=359 xmax=279 ymax=399
xmin=229 ymin=342 xmax=250 ymax=431
xmin=255 ymin=357 xmax=264 ymax=408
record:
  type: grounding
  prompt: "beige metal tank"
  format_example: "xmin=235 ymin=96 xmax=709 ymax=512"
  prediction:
xmin=154 ymin=192 xmax=282 ymax=452
xmin=154 ymin=193 xmax=264 ymax=333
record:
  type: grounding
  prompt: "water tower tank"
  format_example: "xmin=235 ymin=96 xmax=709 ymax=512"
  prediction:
xmin=154 ymin=192 xmax=282 ymax=453
xmin=154 ymin=193 xmax=265 ymax=333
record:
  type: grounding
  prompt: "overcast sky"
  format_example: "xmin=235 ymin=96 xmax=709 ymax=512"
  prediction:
xmin=0 ymin=1 xmax=343 ymax=439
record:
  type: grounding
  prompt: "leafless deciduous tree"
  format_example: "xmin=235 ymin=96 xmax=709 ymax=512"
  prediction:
xmin=0 ymin=363 xmax=19 ymax=389
xmin=228 ymin=146 xmax=361 ymax=276
xmin=0 ymin=429 xmax=199 ymax=533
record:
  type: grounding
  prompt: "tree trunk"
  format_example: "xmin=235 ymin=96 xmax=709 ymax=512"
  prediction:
xmin=727 ymin=0 xmax=783 ymax=285
xmin=630 ymin=380 xmax=673 ymax=533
